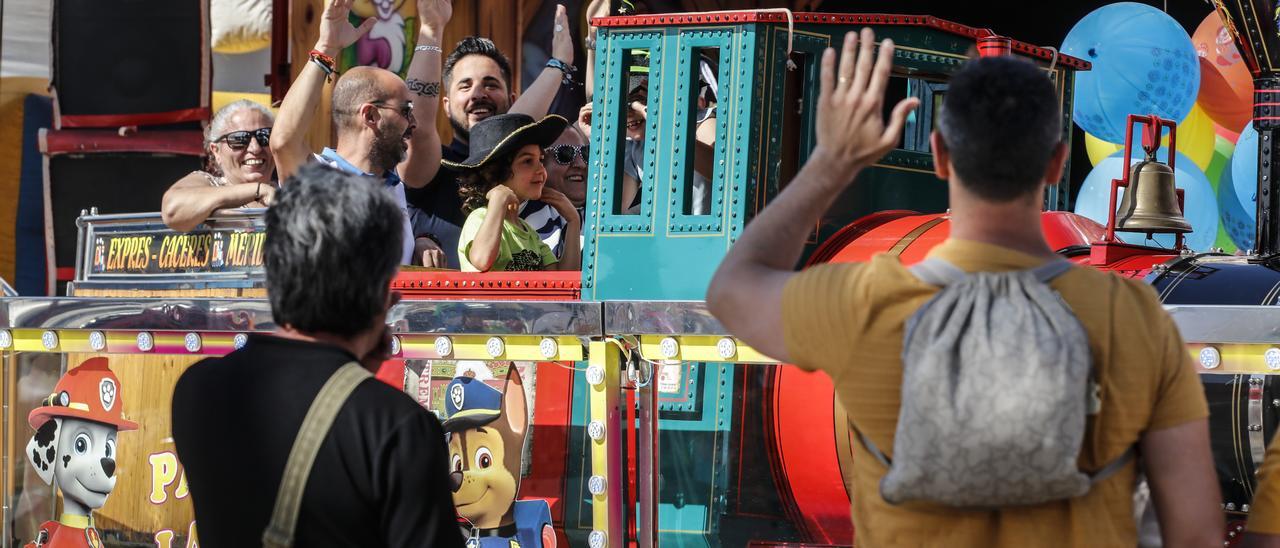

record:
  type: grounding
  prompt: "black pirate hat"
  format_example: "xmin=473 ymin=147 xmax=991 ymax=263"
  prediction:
xmin=443 ymin=113 xmax=568 ymax=170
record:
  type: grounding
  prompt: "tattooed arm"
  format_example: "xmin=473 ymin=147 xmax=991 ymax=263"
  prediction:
xmin=397 ymin=0 xmax=451 ymax=188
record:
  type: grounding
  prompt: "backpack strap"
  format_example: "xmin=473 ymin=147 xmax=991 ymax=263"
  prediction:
xmin=1088 ymin=445 xmax=1137 ymax=485
xmin=908 ymin=258 xmax=967 ymax=287
xmin=852 ymin=424 xmax=893 ymax=469
xmin=1029 ymin=259 xmax=1075 ymax=283
xmin=911 ymin=257 xmax=1075 ymax=286
xmin=262 ymin=362 xmax=371 ymax=548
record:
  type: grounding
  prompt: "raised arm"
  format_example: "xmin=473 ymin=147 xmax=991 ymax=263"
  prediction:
xmin=583 ymin=0 xmax=608 ymax=97
xmin=161 ymin=172 xmax=275 ymax=232
xmin=270 ymin=0 xmax=374 ymax=179
xmin=705 ymin=29 xmax=917 ymax=361
xmin=509 ymin=4 xmax=574 ymax=118
xmin=397 ymin=0 xmax=451 ymax=188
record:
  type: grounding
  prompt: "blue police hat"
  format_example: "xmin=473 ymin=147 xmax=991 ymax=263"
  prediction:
xmin=442 ymin=377 xmax=503 ymax=433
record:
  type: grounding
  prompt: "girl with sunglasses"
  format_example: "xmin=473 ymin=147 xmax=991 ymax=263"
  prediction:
xmin=451 ymin=113 xmax=581 ymax=272
xmin=161 ymin=100 xmax=279 ymax=231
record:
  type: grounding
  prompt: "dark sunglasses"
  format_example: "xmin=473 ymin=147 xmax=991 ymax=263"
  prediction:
xmin=546 ymin=144 xmax=588 ymax=165
xmin=370 ymin=100 xmax=415 ymax=121
xmin=215 ymin=127 xmax=271 ymax=150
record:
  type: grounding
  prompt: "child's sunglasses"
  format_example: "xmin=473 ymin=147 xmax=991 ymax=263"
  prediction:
xmin=546 ymin=144 xmax=588 ymax=165
xmin=214 ymin=127 xmax=272 ymax=150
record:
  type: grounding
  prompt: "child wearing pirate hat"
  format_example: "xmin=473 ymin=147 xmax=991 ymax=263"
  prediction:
xmin=448 ymin=113 xmax=582 ymax=272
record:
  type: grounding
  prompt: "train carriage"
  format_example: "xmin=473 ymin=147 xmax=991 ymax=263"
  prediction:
xmin=0 ymin=3 xmax=1277 ymax=547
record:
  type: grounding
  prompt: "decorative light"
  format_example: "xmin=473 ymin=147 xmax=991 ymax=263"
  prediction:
xmin=716 ymin=337 xmax=737 ymax=359
xmin=1266 ymin=348 xmax=1280 ymax=371
xmin=434 ymin=336 xmax=453 ymax=357
xmin=88 ymin=331 xmax=106 ymax=351
xmin=136 ymin=332 xmax=154 ymax=352
xmin=588 ymin=420 xmax=606 ymax=441
xmin=588 ymin=531 xmax=607 ymax=548
xmin=586 ymin=365 xmax=605 ymax=386
xmin=588 ymin=475 xmax=607 ymax=495
xmin=486 ymin=337 xmax=505 ymax=358
xmin=41 ymin=330 xmax=59 ymax=350
xmin=184 ymin=332 xmax=202 ymax=353
xmin=659 ymin=337 xmax=679 ymax=359
xmin=539 ymin=337 xmax=559 ymax=359
xmin=0 ymin=329 xmax=11 ymax=349
xmin=1198 ymin=347 xmax=1221 ymax=369
xmin=390 ymin=336 xmax=402 ymax=356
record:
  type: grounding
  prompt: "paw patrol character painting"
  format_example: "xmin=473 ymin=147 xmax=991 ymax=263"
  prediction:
xmin=24 ymin=358 xmax=137 ymax=548
xmin=445 ymin=371 xmax=555 ymax=548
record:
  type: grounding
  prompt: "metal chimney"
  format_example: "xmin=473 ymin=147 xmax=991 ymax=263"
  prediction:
xmin=1211 ymin=0 xmax=1280 ymax=255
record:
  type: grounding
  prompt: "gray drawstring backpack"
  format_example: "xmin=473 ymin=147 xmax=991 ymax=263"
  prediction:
xmin=858 ymin=257 xmax=1134 ymax=507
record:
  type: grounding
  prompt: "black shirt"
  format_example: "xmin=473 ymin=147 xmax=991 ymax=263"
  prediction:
xmin=171 ymin=335 xmax=463 ymax=548
xmin=406 ymin=139 xmax=468 ymax=268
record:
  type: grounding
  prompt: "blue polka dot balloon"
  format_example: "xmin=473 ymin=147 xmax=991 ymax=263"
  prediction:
xmin=1221 ymin=123 xmax=1258 ymax=250
xmin=1062 ymin=3 xmax=1200 ymax=143
xmin=1074 ymin=151 xmax=1219 ymax=251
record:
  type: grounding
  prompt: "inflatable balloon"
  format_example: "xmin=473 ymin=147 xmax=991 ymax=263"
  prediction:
xmin=1063 ymin=3 xmax=1200 ymax=143
xmin=1082 ymin=104 xmax=1216 ymax=170
xmin=1222 ymin=123 xmax=1259 ymax=249
xmin=1074 ymin=151 xmax=1219 ymax=251
xmin=1192 ymin=12 xmax=1253 ymax=130
xmin=1205 ymin=134 xmax=1235 ymax=188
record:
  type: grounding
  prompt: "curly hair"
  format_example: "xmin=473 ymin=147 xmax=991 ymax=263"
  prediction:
xmin=457 ymin=150 xmax=517 ymax=213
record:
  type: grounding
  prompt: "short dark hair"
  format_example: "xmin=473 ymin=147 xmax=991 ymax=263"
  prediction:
xmin=444 ymin=36 xmax=513 ymax=90
xmin=937 ymin=56 xmax=1063 ymax=201
xmin=264 ymin=163 xmax=402 ymax=337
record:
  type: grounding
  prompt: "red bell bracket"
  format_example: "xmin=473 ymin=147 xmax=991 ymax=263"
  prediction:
xmin=1103 ymin=114 xmax=1184 ymax=249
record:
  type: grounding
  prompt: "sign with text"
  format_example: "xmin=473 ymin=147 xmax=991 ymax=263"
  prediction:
xmin=90 ymin=229 xmax=266 ymax=276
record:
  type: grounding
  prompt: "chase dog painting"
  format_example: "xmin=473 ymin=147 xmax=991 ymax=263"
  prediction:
xmin=24 ymin=358 xmax=137 ymax=548
xmin=444 ymin=367 xmax=555 ymax=548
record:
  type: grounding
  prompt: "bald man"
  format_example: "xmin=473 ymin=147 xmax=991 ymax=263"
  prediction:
xmin=272 ymin=0 xmax=453 ymax=266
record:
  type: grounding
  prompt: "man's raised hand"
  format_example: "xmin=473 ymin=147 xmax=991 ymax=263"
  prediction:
xmin=417 ymin=0 xmax=452 ymax=36
xmin=551 ymin=4 xmax=574 ymax=66
xmin=813 ymin=28 xmax=919 ymax=178
xmin=315 ymin=0 xmax=376 ymax=57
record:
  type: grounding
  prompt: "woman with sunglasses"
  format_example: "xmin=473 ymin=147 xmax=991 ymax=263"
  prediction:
xmin=161 ymin=100 xmax=278 ymax=231
xmin=451 ymin=113 xmax=581 ymax=272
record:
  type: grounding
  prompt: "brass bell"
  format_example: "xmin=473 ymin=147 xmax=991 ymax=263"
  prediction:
xmin=1115 ymin=157 xmax=1191 ymax=234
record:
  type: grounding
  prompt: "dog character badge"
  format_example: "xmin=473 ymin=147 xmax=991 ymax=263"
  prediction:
xmin=24 ymin=358 xmax=138 ymax=548
xmin=445 ymin=370 xmax=555 ymax=548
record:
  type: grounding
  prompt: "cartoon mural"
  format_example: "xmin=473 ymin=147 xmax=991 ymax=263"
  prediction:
xmin=24 ymin=358 xmax=137 ymax=548
xmin=445 ymin=368 xmax=555 ymax=548
xmin=348 ymin=0 xmax=416 ymax=76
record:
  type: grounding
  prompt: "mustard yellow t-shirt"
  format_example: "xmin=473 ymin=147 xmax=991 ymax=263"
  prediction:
xmin=782 ymin=238 xmax=1209 ymax=548
xmin=1250 ymin=436 xmax=1280 ymax=534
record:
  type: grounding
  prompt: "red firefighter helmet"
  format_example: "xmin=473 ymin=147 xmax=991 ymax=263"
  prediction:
xmin=28 ymin=357 xmax=138 ymax=431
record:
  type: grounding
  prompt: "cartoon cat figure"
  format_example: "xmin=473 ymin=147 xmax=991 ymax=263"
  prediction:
xmin=444 ymin=369 xmax=555 ymax=548
xmin=24 ymin=358 xmax=138 ymax=548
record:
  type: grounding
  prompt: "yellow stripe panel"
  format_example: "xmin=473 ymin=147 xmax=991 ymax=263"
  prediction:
xmin=638 ymin=335 xmax=779 ymax=364
xmin=438 ymin=335 xmax=583 ymax=361
xmin=588 ymin=340 xmax=621 ymax=541
xmin=1188 ymin=343 xmax=1280 ymax=375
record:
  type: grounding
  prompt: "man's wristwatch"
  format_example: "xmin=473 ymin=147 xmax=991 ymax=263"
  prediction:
xmin=546 ymin=58 xmax=576 ymax=85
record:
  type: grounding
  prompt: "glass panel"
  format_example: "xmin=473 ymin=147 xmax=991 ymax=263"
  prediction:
xmin=652 ymin=362 xmax=854 ymax=546
xmin=616 ymin=48 xmax=654 ymax=216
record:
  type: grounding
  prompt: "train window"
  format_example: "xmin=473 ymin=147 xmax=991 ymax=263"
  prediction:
xmin=614 ymin=47 xmax=654 ymax=216
xmin=903 ymin=79 xmax=947 ymax=153
xmin=677 ymin=47 xmax=722 ymax=216
xmin=778 ymin=52 xmax=813 ymax=194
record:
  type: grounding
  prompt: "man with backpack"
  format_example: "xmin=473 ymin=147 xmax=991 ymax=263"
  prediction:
xmin=707 ymin=29 xmax=1223 ymax=546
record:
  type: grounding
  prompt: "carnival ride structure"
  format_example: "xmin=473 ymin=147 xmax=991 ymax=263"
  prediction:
xmin=0 ymin=3 xmax=1278 ymax=547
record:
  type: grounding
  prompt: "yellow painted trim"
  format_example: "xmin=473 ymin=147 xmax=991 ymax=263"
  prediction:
xmin=588 ymin=339 xmax=622 ymax=542
xmin=431 ymin=335 xmax=583 ymax=361
xmin=1187 ymin=343 xmax=1280 ymax=375
xmin=639 ymin=335 xmax=779 ymax=364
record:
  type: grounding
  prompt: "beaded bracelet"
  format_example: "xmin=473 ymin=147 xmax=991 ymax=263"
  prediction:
xmin=546 ymin=58 xmax=576 ymax=86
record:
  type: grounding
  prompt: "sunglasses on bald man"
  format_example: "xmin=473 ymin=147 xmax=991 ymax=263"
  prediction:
xmin=214 ymin=128 xmax=272 ymax=150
